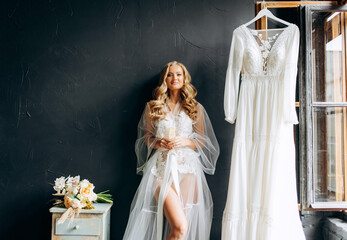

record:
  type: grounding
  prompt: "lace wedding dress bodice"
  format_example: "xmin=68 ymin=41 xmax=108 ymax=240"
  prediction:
xmin=225 ymin=24 xmax=299 ymax=125
xmin=241 ymin=26 xmax=292 ymax=76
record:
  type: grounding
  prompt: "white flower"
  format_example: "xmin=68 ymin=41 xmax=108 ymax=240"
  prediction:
xmin=66 ymin=176 xmax=80 ymax=187
xmin=53 ymin=176 xmax=66 ymax=194
xmin=80 ymin=179 xmax=90 ymax=189
xmin=71 ymin=198 xmax=82 ymax=209
xmin=89 ymin=192 xmax=97 ymax=202
xmin=73 ymin=187 xmax=79 ymax=195
xmin=76 ymin=193 xmax=85 ymax=202
xmin=66 ymin=176 xmax=80 ymax=194
xmin=64 ymin=195 xmax=73 ymax=208
xmin=80 ymin=184 xmax=96 ymax=201
xmin=66 ymin=186 xmax=79 ymax=195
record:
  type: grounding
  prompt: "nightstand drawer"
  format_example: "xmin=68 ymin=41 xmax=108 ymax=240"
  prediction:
xmin=52 ymin=237 xmax=98 ymax=240
xmin=55 ymin=218 xmax=101 ymax=236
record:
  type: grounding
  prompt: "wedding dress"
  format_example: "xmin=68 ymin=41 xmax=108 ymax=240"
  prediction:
xmin=222 ymin=23 xmax=306 ymax=239
xmin=123 ymin=102 xmax=219 ymax=240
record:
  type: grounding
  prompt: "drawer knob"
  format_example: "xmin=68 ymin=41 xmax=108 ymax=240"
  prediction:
xmin=74 ymin=225 xmax=80 ymax=230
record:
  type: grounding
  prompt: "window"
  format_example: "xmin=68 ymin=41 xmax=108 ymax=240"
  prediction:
xmin=301 ymin=5 xmax=347 ymax=209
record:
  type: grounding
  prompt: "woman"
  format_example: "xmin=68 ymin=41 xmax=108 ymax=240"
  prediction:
xmin=123 ymin=61 xmax=219 ymax=240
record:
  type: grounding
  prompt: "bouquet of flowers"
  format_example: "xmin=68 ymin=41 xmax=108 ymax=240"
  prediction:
xmin=52 ymin=175 xmax=113 ymax=224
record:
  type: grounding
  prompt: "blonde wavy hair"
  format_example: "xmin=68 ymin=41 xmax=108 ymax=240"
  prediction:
xmin=148 ymin=61 xmax=198 ymax=121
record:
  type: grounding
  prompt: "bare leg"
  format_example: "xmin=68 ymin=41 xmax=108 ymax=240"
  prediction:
xmin=155 ymin=184 xmax=188 ymax=240
xmin=163 ymin=187 xmax=188 ymax=240
xmin=179 ymin=174 xmax=198 ymax=206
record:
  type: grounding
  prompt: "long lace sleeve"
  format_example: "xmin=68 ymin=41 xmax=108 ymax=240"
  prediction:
xmin=135 ymin=103 xmax=157 ymax=174
xmin=282 ymin=25 xmax=300 ymax=124
xmin=190 ymin=104 xmax=220 ymax=175
xmin=224 ymin=28 xmax=244 ymax=124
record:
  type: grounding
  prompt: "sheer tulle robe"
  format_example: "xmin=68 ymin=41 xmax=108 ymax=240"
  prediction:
xmin=123 ymin=102 xmax=219 ymax=240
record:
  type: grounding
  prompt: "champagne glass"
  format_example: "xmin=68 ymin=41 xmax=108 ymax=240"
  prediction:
xmin=167 ymin=120 xmax=176 ymax=139
xmin=168 ymin=127 xmax=176 ymax=139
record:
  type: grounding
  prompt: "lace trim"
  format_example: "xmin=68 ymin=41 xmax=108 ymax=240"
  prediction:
xmin=250 ymin=30 xmax=279 ymax=74
xmin=241 ymin=24 xmax=294 ymax=76
xmin=151 ymin=149 xmax=200 ymax=178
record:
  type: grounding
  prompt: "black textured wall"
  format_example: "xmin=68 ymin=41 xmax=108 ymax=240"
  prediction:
xmin=0 ymin=0 xmax=270 ymax=239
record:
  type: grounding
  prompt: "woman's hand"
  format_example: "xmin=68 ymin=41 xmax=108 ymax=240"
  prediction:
xmin=167 ymin=137 xmax=196 ymax=150
xmin=157 ymin=138 xmax=171 ymax=150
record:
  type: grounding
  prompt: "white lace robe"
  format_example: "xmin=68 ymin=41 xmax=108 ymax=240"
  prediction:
xmin=123 ymin=102 xmax=219 ymax=240
xmin=222 ymin=24 xmax=306 ymax=240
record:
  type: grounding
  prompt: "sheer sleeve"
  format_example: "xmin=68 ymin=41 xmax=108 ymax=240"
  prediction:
xmin=282 ymin=25 xmax=300 ymax=124
xmin=190 ymin=104 xmax=220 ymax=175
xmin=224 ymin=28 xmax=244 ymax=124
xmin=135 ymin=103 xmax=157 ymax=175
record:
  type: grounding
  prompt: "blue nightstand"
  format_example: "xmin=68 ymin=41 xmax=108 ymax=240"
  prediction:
xmin=50 ymin=203 xmax=112 ymax=240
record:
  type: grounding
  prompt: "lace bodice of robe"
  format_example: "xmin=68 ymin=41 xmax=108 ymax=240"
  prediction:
xmin=152 ymin=110 xmax=200 ymax=177
xmin=135 ymin=102 xmax=219 ymax=176
xmin=155 ymin=110 xmax=194 ymax=139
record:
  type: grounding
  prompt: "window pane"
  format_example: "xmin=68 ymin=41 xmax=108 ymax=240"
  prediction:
xmin=313 ymin=107 xmax=347 ymax=202
xmin=312 ymin=12 xmax=347 ymax=102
